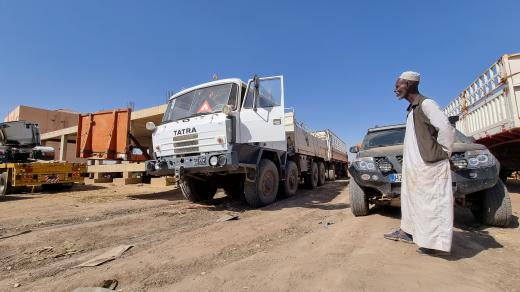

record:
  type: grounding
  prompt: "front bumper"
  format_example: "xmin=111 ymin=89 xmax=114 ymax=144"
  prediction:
xmin=146 ymin=151 xmax=241 ymax=179
xmin=348 ymin=165 xmax=499 ymax=199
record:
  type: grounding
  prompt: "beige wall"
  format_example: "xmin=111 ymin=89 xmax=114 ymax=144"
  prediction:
xmin=4 ymin=105 xmax=82 ymax=162
xmin=4 ymin=105 xmax=79 ymax=133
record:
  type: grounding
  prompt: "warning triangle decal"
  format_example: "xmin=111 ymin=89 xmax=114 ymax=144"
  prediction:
xmin=197 ymin=100 xmax=213 ymax=113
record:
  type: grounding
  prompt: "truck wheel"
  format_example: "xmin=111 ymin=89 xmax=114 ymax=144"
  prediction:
xmin=244 ymin=159 xmax=279 ymax=207
xmin=280 ymin=161 xmax=299 ymax=197
xmin=0 ymin=172 xmax=9 ymax=196
xmin=317 ymin=162 xmax=326 ymax=186
xmin=304 ymin=161 xmax=319 ymax=189
xmin=349 ymin=179 xmax=369 ymax=216
xmin=223 ymin=175 xmax=245 ymax=199
xmin=180 ymin=177 xmax=217 ymax=202
xmin=471 ymin=180 xmax=512 ymax=227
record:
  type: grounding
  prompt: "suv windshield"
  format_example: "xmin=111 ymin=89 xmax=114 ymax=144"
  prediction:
xmin=163 ymin=83 xmax=238 ymax=123
xmin=362 ymin=128 xmax=406 ymax=150
xmin=361 ymin=127 xmax=475 ymax=150
xmin=0 ymin=122 xmax=40 ymax=146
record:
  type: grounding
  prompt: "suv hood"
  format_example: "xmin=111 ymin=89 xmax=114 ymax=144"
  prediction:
xmin=357 ymin=142 xmax=487 ymax=158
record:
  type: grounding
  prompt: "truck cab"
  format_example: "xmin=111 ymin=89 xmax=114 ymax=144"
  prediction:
xmin=146 ymin=76 xmax=290 ymax=206
xmin=0 ymin=121 xmax=54 ymax=162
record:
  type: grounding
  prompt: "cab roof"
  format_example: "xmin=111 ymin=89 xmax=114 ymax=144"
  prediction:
xmin=169 ymin=78 xmax=246 ymax=101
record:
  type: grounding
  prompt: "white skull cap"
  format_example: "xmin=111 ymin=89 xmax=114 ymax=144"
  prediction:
xmin=399 ymin=71 xmax=421 ymax=82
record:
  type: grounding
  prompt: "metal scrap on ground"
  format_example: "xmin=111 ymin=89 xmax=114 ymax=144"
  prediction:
xmin=75 ymin=245 xmax=133 ymax=267
xmin=217 ymin=214 xmax=239 ymax=222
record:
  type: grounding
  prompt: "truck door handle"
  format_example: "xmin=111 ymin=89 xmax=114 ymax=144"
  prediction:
xmin=273 ymin=119 xmax=281 ymax=125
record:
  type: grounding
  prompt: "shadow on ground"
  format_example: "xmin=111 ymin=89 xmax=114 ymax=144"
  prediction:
xmin=204 ymin=180 xmax=350 ymax=213
xmin=373 ymin=202 xmax=517 ymax=260
xmin=128 ymin=188 xmax=184 ymax=201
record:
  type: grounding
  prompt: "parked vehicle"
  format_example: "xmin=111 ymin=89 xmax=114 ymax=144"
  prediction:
xmin=348 ymin=124 xmax=512 ymax=227
xmin=0 ymin=121 xmax=86 ymax=196
xmin=444 ymin=53 xmax=520 ymax=181
xmin=145 ymin=76 xmax=348 ymax=207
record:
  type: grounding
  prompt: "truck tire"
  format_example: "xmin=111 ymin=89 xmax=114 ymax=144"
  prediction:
xmin=223 ymin=175 xmax=245 ymax=199
xmin=244 ymin=159 xmax=279 ymax=207
xmin=180 ymin=177 xmax=217 ymax=202
xmin=0 ymin=172 xmax=9 ymax=196
xmin=471 ymin=180 xmax=512 ymax=227
xmin=349 ymin=179 xmax=369 ymax=216
xmin=280 ymin=161 xmax=299 ymax=197
xmin=304 ymin=161 xmax=319 ymax=189
xmin=317 ymin=162 xmax=326 ymax=186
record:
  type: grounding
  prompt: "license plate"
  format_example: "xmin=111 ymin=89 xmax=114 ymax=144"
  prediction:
xmin=389 ymin=173 xmax=402 ymax=183
xmin=197 ymin=156 xmax=207 ymax=165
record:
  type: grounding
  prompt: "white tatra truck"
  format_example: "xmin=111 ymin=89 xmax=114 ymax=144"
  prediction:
xmin=145 ymin=76 xmax=348 ymax=207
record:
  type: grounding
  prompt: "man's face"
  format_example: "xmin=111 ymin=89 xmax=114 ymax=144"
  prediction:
xmin=394 ymin=79 xmax=408 ymax=99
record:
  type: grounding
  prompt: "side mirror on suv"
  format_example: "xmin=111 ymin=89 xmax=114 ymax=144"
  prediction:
xmin=349 ymin=145 xmax=359 ymax=153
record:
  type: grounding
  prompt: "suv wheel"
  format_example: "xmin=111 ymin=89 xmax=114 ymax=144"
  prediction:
xmin=349 ymin=179 xmax=369 ymax=216
xmin=471 ymin=180 xmax=512 ymax=227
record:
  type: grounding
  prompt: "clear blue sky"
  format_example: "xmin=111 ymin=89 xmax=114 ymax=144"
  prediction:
xmin=1 ymin=1 xmax=519 ymax=151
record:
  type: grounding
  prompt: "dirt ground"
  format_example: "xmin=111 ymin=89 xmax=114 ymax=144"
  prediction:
xmin=0 ymin=179 xmax=519 ymax=292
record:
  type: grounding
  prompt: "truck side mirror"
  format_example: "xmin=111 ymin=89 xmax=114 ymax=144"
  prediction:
xmin=448 ymin=116 xmax=459 ymax=126
xmin=253 ymin=75 xmax=260 ymax=112
xmin=349 ymin=146 xmax=359 ymax=153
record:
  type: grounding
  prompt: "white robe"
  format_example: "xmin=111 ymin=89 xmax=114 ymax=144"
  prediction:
xmin=400 ymin=99 xmax=456 ymax=252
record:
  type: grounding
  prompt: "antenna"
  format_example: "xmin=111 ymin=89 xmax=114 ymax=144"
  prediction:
xmin=127 ymin=101 xmax=135 ymax=111
xmin=213 ymin=73 xmax=219 ymax=81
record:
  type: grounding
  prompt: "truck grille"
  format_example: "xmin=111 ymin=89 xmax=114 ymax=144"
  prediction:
xmin=173 ymin=134 xmax=200 ymax=154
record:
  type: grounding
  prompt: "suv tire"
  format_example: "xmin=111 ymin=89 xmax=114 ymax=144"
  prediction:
xmin=350 ymin=178 xmax=369 ymax=216
xmin=471 ymin=180 xmax=512 ymax=227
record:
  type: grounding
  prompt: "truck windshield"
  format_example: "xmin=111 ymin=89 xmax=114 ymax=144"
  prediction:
xmin=362 ymin=128 xmax=406 ymax=150
xmin=163 ymin=83 xmax=237 ymax=123
xmin=0 ymin=122 xmax=40 ymax=146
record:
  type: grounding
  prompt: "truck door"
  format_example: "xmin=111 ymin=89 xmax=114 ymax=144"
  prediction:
xmin=239 ymin=76 xmax=287 ymax=151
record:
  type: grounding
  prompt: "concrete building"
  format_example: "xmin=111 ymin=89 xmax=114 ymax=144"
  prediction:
xmin=4 ymin=104 xmax=167 ymax=163
xmin=4 ymin=105 xmax=82 ymax=162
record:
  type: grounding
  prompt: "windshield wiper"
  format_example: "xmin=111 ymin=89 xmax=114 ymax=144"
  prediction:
xmin=163 ymin=111 xmax=218 ymax=124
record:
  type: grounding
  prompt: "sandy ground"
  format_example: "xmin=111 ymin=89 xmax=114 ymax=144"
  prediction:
xmin=0 ymin=179 xmax=519 ymax=292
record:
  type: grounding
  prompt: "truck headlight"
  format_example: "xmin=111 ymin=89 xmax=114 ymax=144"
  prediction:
xmin=209 ymin=156 xmax=219 ymax=166
xmin=218 ymin=155 xmax=227 ymax=166
xmin=354 ymin=157 xmax=376 ymax=171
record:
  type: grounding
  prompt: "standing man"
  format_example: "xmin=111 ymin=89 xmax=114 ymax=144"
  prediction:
xmin=384 ymin=71 xmax=456 ymax=255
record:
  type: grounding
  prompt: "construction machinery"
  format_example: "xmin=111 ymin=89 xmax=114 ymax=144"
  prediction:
xmin=0 ymin=121 xmax=86 ymax=196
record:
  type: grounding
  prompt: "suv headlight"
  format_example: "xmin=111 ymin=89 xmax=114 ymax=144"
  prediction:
xmin=452 ymin=149 xmax=495 ymax=169
xmin=466 ymin=149 xmax=494 ymax=168
xmin=353 ymin=157 xmax=376 ymax=171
